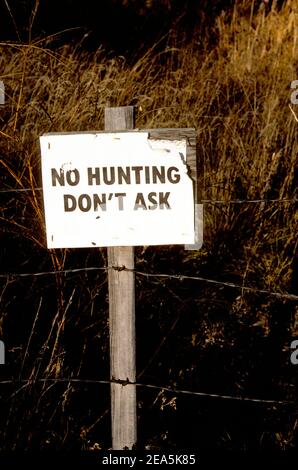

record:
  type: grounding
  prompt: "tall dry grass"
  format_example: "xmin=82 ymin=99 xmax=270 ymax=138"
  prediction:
xmin=0 ymin=0 xmax=297 ymax=450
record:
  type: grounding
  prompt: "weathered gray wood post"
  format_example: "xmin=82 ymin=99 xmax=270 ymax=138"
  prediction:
xmin=105 ymin=106 xmax=137 ymax=450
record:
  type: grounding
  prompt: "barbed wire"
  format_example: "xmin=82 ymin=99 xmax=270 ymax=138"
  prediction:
xmin=200 ymin=198 xmax=297 ymax=204
xmin=0 ymin=266 xmax=106 ymax=278
xmin=133 ymin=269 xmax=298 ymax=301
xmin=0 ymin=377 xmax=293 ymax=406
xmin=0 ymin=185 xmax=296 ymax=204
xmin=0 ymin=187 xmax=43 ymax=193
xmin=0 ymin=265 xmax=297 ymax=301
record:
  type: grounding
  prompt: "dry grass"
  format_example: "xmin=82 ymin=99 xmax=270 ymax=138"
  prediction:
xmin=0 ymin=0 xmax=297 ymax=450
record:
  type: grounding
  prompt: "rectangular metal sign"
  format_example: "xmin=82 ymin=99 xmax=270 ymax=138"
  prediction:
xmin=40 ymin=131 xmax=195 ymax=248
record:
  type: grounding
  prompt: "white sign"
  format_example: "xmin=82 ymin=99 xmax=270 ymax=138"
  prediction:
xmin=40 ymin=132 xmax=195 ymax=248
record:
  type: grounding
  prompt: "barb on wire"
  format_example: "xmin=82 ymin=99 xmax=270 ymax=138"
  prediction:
xmin=0 ymin=377 xmax=293 ymax=406
xmin=133 ymin=269 xmax=298 ymax=301
xmin=0 ymin=265 xmax=297 ymax=301
xmin=111 ymin=265 xmax=126 ymax=272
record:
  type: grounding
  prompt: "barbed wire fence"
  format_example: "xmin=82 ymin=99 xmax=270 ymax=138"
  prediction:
xmin=0 ymin=190 xmax=297 ymax=416
xmin=0 ymin=266 xmax=297 ymax=301
xmin=0 ymin=377 xmax=294 ymax=406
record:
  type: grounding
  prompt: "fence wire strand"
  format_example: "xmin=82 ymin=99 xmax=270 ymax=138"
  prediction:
xmin=0 ymin=265 xmax=297 ymax=301
xmin=0 ymin=377 xmax=293 ymax=406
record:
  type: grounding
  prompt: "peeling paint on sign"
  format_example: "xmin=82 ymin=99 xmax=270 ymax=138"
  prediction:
xmin=40 ymin=132 xmax=195 ymax=248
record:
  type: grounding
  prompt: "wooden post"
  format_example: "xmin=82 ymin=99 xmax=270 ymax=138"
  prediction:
xmin=105 ymin=106 xmax=137 ymax=450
